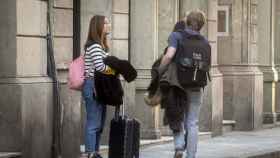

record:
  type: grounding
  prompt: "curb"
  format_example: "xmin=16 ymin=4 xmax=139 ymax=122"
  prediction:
xmin=248 ymin=151 xmax=280 ymax=158
xmin=0 ymin=153 xmax=21 ymax=158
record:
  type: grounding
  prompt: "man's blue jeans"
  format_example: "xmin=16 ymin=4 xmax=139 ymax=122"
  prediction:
xmin=173 ymin=88 xmax=203 ymax=158
xmin=82 ymin=78 xmax=107 ymax=153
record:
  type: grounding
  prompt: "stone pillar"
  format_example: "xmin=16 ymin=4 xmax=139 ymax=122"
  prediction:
xmin=218 ymin=0 xmax=263 ymax=131
xmin=0 ymin=0 xmax=53 ymax=158
xmin=157 ymin=0 xmax=179 ymax=136
xmin=130 ymin=0 xmax=161 ymax=139
xmin=52 ymin=1 xmax=82 ymax=158
xmin=257 ymin=0 xmax=278 ymax=125
xmin=180 ymin=0 xmax=223 ymax=136
xmin=0 ymin=0 xmax=19 ymax=151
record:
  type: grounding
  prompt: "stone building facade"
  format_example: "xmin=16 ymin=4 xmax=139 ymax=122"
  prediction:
xmin=0 ymin=0 xmax=279 ymax=158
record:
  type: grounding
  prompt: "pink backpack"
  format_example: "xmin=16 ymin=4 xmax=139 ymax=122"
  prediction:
xmin=68 ymin=55 xmax=85 ymax=91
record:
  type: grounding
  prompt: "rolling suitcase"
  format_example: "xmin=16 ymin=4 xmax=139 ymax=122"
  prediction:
xmin=108 ymin=105 xmax=140 ymax=158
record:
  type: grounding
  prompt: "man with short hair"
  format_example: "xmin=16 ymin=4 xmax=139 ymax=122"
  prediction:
xmin=159 ymin=10 xmax=209 ymax=158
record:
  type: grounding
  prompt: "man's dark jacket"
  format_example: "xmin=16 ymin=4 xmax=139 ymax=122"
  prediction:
xmin=160 ymin=62 xmax=187 ymax=132
xmin=147 ymin=59 xmax=187 ymax=132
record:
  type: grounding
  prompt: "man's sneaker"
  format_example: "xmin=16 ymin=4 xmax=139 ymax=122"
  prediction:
xmin=174 ymin=150 xmax=184 ymax=158
xmin=87 ymin=153 xmax=103 ymax=158
xmin=87 ymin=153 xmax=95 ymax=158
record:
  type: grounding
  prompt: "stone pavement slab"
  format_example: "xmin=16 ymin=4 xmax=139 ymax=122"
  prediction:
xmin=140 ymin=128 xmax=280 ymax=158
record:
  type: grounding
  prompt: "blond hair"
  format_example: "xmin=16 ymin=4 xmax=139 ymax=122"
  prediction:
xmin=185 ymin=10 xmax=206 ymax=31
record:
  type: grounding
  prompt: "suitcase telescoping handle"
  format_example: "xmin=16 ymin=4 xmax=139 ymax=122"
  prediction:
xmin=114 ymin=88 xmax=126 ymax=120
xmin=115 ymin=83 xmax=125 ymax=120
xmin=114 ymin=106 xmax=120 ymax=120
xmin=114 ymin=104 xmax=125 ymax=120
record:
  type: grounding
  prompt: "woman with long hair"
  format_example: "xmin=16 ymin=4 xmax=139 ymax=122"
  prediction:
xmin=82 ymin=15 xmax=113 ymax=158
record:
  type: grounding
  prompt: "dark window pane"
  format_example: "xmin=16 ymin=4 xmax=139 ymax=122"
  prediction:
xmin=218 ymin=10 xmax=226 ymax=33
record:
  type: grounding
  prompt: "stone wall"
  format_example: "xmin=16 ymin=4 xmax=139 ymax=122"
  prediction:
xmin=0 ymin=1 xmax=53 ymax=158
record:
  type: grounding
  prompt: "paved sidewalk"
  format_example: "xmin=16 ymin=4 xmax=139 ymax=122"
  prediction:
xmin=140 ymin=128 xmax=280 ymax=158
xmin=81 ymin=132 xmax=211 ymax=158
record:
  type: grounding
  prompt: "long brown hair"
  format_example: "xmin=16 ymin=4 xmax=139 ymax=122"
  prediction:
xmin=173 ymin=20 xmax=186 ymax=32
xmin=86 ymin=15 xmax=109 ymax=51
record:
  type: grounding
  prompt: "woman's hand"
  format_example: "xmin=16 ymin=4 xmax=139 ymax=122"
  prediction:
xmin=103 ymin=66 xmax=116 ymax=75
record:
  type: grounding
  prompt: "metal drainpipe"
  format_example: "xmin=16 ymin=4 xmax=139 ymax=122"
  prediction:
xmin=271 ymin=0 xmax=277 ymax=124
xmin=272 ymin=67 xmax=277 ymax=124
xmin=47 ymin=0 xmax=63 ymax=157
xmin=73 ymin=0 xmax=81 ymax=59
xmin=128 ymin=0 xmax=131 ymax=62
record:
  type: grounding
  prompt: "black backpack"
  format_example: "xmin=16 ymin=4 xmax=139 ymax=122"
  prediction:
xmin=175 ymin=31 xmax=211 ymax=88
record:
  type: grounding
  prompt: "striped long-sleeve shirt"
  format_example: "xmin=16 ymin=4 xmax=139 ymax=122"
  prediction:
xmin=84 ymin=43 xmax=108 ymax=77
